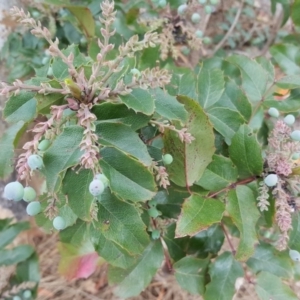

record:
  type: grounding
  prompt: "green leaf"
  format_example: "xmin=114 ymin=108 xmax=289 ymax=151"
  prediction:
xmin=229 ymin=124 xmax=263 ymax=178
xmin=264 ymin=89 xmax=300 ymax=112
xmin=96 ymin=190 xmax=150 ymax=256
xmin=292 ymin=0 xmax=300 ymax=26
xmin=100 ymin=147 xmax=156 ymax=202
xmin=176 ymin=194 xmax=225 ymax=238
xmin=187 ymin=224 xmax=225 ymax=258
xmin=276 ymin=75 xmax=300 ymax=89
xmin=174 ymin=257 xmax=209 ymax=295
xmin=289 ymin=212 xmax=300 ymax=251
xmin=92 ymin=102 xmax=151 ymax=131
xmin=3 ymin=91 xmax=36 ymax=123
xmin=0 ymin=245 xmax=34 ymax=266
xmin=212 ymin=80 xmax=252 ymax=121
xmin=197 ymin=155 xmax=238 ymax=191
xmin=246 ymin=243 xmax=292 ymax=279
xmin=108 ymin=241 xmax=164 ymax=298
xmin=163 ymin=223 xmax=189 ymax=262
xmin=207 ymin=107 xmax=245 ymax=145
xmin=44 ymin=125 xmax=83 ymax=192
xmin=60 ymin=219 xmax=89 ymax=246
xmin=155 ymin=187 xmax=190 ymax=219
xmin=36 ymin=90 xmax=64 ymax=114
xmin=0 ymin=221 xmax=30 ymax=249
xmin=163 ymin=96 xmax=215 ymax=187
xmin=62 ymin=169 xmax=94 ymax=221
xmin=16 ymin=252 xmax=40 ymax=283
xmin=204 ymin=252 xmax=244 ymax=300
xmin=67 ymin=6 xmax=95 ymax=38
xmin=95 ymin=122 xmax=152 ymax=166
xmin=255 ymin=271 xmax=298 ymax=300
xmin=226 ymin=54 xmax=269 ymax=102
xmin=196 ymin=68 xmax=225 ymax=109
xmin=152 ymin=88 xmax=188 ymax=124
xmin=270 ymin=44 xmax=300 ymax=75
xmin=0 ymin=121 xmax=24 ymax=179
xmin=119 ymin=88 xmax=155 ymax=115
xmin=227 ymin=186 xmax=260 ymax=261
xmin=95 ymin=232 xmax=137 ymax=269
xmin=255 ymin=56 xmax=275 ymax=83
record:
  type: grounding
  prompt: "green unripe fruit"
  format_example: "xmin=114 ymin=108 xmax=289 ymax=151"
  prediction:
xmin=53 ymin=216 xmax=66 ymax=230
xmin=204 ymin=5 xmax=213 ymax=14
xmin=210 ymin=0 xmax=219 ymax=4
xmin=42 ymin=56 xmax=50 ymax=65
xmin=47 ymin=66 xmax=53 ymax=77
xmin=4 ymin=181 xmax=24 ymax=201
xmin=181 ymin=46 xmax=190 ymax=56
xmin=31 ymin=10 xmax=40 ymax=18
xmin=203 ymin=36 xmax=212 ymax=45
xmin=148 ymin=207 xmax=160 ymax=218
xmin=268 ymin=107 xmax=279 ymax=118
xmin=264 ymin=174 xmax=278 ymax=187
xmin=27 ymin=154 xmax=43 ymax=170
xmin=291 ymin=130 xmax=300 ymax=141
xmin=80 ymin=36 xmax=87 ymax=45
xmin=130 ymin=68 xmax=141 ymax=77
xmin=191 ymin=13 xmax=201 ymax=23
xmin=38 ymin=139 xmax=51 ymax=151
xmin=177 ymin=4 xmax=187 ymax=15
xmin=13 ymin=296 xmax=22 ymax=300
xmin=289 ymin=249 xmax=300 ymax=262
xmin=94 ymin=173 xmax=109 ymax=188
xmin=195 ymin=30 xmax=203 ymax=38
xmin=284 ymin=114 xmax=295 ymax=126
xmin=23 ymin=290 xmax=32 ymax=299
xmin=199 ymin=0 xmax=207 ymax=4
xmin=26 ymin=201 xmax=41 ymax=216
xmin=158 ymin=0 xmax=167 ymax=7
xmin=292 ymin=153 xmax=300 ymax=160
xmin=148 ymin=199 xmax=158 ymax=207
xmin=23 ymin=186 xmax=37 ymax=202
xmin=151 ymin=229 xmax=160 ymax=240
xmin=89 ymin=179 xmax=105 ymax=196
xmin=162 ymin=154 xmax=173 ymax=165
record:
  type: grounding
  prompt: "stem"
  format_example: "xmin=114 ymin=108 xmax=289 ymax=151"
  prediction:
xmin=160 ymin=237 xmax=173 ymax=273
xmin=212 ymin=0 xmax=244 ymax=56
xmin=208 ymin=176 xmax=257 ymax=199
xmin=221 ymin=222 xmax=236 ymax=254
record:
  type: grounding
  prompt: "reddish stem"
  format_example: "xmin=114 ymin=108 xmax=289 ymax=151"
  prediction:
xmin=220 ymin=222 xmax=236 ymax=255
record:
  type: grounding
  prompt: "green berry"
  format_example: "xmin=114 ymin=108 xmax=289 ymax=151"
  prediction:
xmin=53 ymin=216 xmax=66 ymax=230
xmin=13 ymin=296 xmax=22 ymax=300
xmin=210 ymin=0 xmax=219 ymax=4
xmin=264 ymin=174 xmax=278 ymax=187
xmin=27 ymin=154 xmax=43 ymax=170
xmin=268 ymin=107 xmax=279 ymax=118
xmin=292 ymin=153 xmax=300 ymax=160
xmin=31 ymin=10 xmax=40 ymax=18
xmin=195 ymin=30 xmax=203 ymax=38
xmin=203 ymin=36 xmax=212 ymax=45
xmin=23 ymin=290 xmax=32 ymax=299
xmin=181 ymin=46 xmax=190 ymax=56
xmin=38 ymin=139 xmax=51 ymax=151
xmin=42 ymin=56 xmax=50 ymax=65
xmin=47 ymin=66 xmax=53 ymax=77
xmin=199 ymin=0 xmax=207 ymax=4
xmin=80 ymin=36 xmax=87 ymax=46
xmin=163 ymin=154 xmax=173 ymax=165
xmin=291 ymin=130 xmax=300 ymax=141
xmin=23 ymin=186 xmax=37 ymax=202
xmin=26 ymin=201 xmax=41 ymax=216
xmin=289 ymin=249 xmax=300 ymax=262
xmin=284 ymin=114 xmax=295 ymax=126
xmin=148 ymin=207 xmax=160 ymax=218
xmin=177 ymin=4 xmax=187 ymax=15
xmin=94 ymin=173 xmax=109 ymax=188
xmin=4 ymin=181 xmax=24 ymax=201
xmin=130 ymin=68 xmax=141 ymax=77
xmin=204 ymin=5 xmax=213 ymax=14
xmin=148 ymin=199 xmax=158 ymax=207
xmin=191 ymin=13 xmax=201 ymax=23
xmin=158 ymin=0 xmax=167 ymax=7
xmin=151 ymin=229 xmax=161 ymax=240
xmin=89 ymin=179 xmax=105 ymax=196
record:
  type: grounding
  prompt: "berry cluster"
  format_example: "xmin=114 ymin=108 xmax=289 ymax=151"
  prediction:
xmin=12 ymin=289 xmax=32 ymax=300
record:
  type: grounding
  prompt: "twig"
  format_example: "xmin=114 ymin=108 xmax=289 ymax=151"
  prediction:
xmin=212 ymin=0 xmax=245 ymax=56
xmin=221 ymin=222 xmax=236 ymax=255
